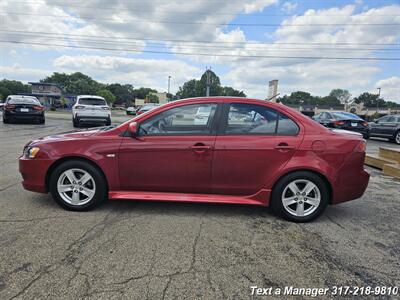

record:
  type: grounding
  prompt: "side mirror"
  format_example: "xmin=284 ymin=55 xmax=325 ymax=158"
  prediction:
xmin=128 ymin=122 xmax=139 ymax=137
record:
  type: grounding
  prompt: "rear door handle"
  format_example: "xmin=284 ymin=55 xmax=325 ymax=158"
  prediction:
xmin=275 ymin=143 xmax=295 ymax=150
xmin=189 ymin=143 xmax=211 ymax=153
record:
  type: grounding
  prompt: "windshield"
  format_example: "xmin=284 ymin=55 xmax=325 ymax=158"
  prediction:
xmin=332 ymin=112 xmax=362 ymax=120
xmin=78 ymin=98 xmax=107 ymax=106
xmin=8 ymin=98 xmax=40 ymax=105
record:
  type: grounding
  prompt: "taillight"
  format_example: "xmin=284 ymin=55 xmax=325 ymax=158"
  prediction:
xmin=354 ymin=140 xmax=366 ymax=152
xmin=333 ymin=120 xmax=345 ymax=126
xmin=33 ymin=105 xmax=44 ymax=111
xmin=75 ymin=105 xmax=85 ymax=110
xmin=101 ymin=107 xmax=110 ymax=110
xmin=5 ymin=104 xmax=16 ymax=111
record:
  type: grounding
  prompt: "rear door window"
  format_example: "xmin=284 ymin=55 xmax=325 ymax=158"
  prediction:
xmin=222 ymin=103 xmax=299 ymax=136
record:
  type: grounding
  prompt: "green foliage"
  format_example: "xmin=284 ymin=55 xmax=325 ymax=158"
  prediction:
xmin=107 ymin=83 xmax=135 ymax=103
xmin=97 ymin=89 xmax=116 ymax=104
xmin=278 ymin=91 xmax=341 ymax=106
xmin=146 ymin=93 xmax=159 ymax=103
xmin=41 ymin=72 xmax=104 ymax=95
xmin=176 ymin=70 xmax=246 ymax=98
xmin=353 ymin=92 xmax=385 ymax=108
xmin=0 ymin=80 xmax=31 ymax=99
xmin=0 ymin=86 xmax=12 ymax=100
xmin=133 ymin=87 xmax=157 ymax=100
xmin=329 ymin=89 xmax=351 ymax=104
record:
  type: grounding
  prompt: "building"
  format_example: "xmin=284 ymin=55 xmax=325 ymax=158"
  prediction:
xmin=19 ymin=82 xmax=76 ymax=109
xmin=150 ymin=92 xmax=168 ymax=104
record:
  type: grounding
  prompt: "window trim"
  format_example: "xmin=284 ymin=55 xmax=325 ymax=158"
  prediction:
xmin=218 ymin=102 xmax=300 ymax=136
xmin=136 ymin=102 xmax=222 ymax=137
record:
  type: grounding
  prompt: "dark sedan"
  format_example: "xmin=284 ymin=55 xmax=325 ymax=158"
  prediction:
xmin=369 ymin=115 xmax=400 ymax=145
xmin=3 ymin=95 xmax=45 ymax=124
xmin=313 ymin=111 xmax=369 ymax=139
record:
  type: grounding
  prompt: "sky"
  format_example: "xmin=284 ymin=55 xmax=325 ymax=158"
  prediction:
xmin=0 ymin=0 xmax=399 ymax=102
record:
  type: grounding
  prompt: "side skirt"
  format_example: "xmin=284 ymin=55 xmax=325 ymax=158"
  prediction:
xmin=108 ymin=189 xmax=271 ymax=206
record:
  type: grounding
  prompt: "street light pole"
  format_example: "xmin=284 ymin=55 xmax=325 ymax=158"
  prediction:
xmin=168 ymin=76 xmax=171 ymax=101
xmin=376 ymin=87 xmax=381 ymax=113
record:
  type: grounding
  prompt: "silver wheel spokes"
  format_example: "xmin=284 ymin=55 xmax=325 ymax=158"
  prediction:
xmin=57 ymin=168 xmax=96 ymax=206
xmin=396 ymin=132 xmax=400 ymax=144
xmin=282 ymin=179 xmax=321 ymax=217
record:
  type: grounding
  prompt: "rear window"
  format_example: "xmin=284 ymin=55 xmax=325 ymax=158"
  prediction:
xmin=78 ymin=98 xmax=106 ymax=106
xmin=332 ymin=112 xmax=362 ymax=120
xmin=8 ymin=98 xmax=40 ymax=105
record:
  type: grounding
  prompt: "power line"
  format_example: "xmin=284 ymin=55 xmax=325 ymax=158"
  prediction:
xmin=1 ymin=39 xmax=399 ymax=60
xmin=2 ymin=11 xmax=400 ymax=27
xmin=1 ymin=29 xmax=398 ymax=47
xmin=3 ymin=32 xmax=399 ymax=52
xmin=10 ymin=1 xmax=400 ymax=17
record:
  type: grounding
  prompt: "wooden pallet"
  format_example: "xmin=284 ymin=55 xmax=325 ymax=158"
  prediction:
xmin=365 ymin=147 xmax=400 ymax=179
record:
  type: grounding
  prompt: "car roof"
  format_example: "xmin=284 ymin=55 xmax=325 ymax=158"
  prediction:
xmin=77 ymin=95 xmax=105 ymax=100
xmin=7 ymin=95 xmax=38 ymax=100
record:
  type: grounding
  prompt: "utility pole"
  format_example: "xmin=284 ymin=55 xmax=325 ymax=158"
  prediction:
xmin=167 ymin=76 xmax=171 ymax=101
xmin=376 ymin=87 xmax=381 ymax=113
xmin=206 ymin=67 xmax=211 ymax=97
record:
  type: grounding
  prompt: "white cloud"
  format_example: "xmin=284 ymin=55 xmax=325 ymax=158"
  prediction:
xmin=53 ymin=55 xmax=202 ymax=93
xmin=281 ymin=2 xmax=298 ymax=14
xmin=0 ymin=64 xmax=51 ymax=82
xmin=376 ymin=77 xmax=400 ymax=103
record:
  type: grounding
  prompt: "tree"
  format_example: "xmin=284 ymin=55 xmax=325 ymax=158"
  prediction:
xmin=107 ymin=83 xmax=135 ymax=105
xmin=146 ymin=93 xmax=159 ymax=103
xmin=132 ymin=87 xmax=157 ymax=100
xmin=97 ymin=89 xmax=116 ymax=104
xmin=0 ymin=86 xmax=12 ymax=100
xmin=353 ymin=92 xmax=385 ymax=108
xmin=41 ymin=72 xmax=104 ymax=95
xmin=176 ymin=70 xmax=246 ymax=98
xmin=329 ymin=89 xmax=351 ymax=104
xmin=0 ymin=79 xmax=31 ymax=96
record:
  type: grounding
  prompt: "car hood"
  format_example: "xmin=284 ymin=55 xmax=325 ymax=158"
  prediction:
xmin=29 ymin=127 xmax=110 ymax=146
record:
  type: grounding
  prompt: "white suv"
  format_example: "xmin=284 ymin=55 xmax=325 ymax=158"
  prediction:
xmin=72 ymin=95 xmax=111 ymax=127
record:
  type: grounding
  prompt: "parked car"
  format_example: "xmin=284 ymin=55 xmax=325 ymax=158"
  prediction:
xmin=3 ymin=95 xmax=45 ymax=124
xmin=136 ymin=103 xmax=160 ymax=115
xmin=126 ymin=106 xmax=136 ymax=115
xmin=19 ymin=97 xmax=370 ymax=222
xmin=72 ymin=95 xmax=111 ymax=127
xmin=368 ymin=114 xmax=400 ymax=144
xmin=312 ymin=111 xmax=369 ymax=139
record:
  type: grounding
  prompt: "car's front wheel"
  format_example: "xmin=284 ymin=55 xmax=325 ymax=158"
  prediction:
xmin=271 ymin=171 xmax=329 ymax=222
xmin=49 ymin=160 xmax=107 ymax=211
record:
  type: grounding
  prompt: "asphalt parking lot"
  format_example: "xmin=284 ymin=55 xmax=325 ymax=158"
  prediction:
xmin=0 ymin=115 xmax=399 ymax=299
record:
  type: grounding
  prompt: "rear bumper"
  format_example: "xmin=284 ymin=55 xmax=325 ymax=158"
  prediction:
xmin=75 ymin=115 xmax=110 ymax=123
xmin=4 ymin=111 xmax=44 ymax=119
xmin=19 ymin=157 xmax=53 ymax=193
xmin=332 ymin=168 xmax=370 ymax=204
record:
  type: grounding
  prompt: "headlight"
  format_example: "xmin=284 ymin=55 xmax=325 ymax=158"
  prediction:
xmin=24 ymin=147 xmax=40 ymax=158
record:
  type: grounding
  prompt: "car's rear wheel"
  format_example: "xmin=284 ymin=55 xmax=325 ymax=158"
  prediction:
xmin=105 ymin=118 xmax=111 ymax=126
xmin=271 ymin=171 xmax=329 ymax=222
xmin=72 ymin=117 xmax=79 ymax=128
xmin=49 ymin=160 xmax=107 ymax=211
xmin=393 ymin=130 xmax=400 ymax=145
xmin=39 ymin=117 xmax=45 ymax=124
xmin=3 ymin=116 xmax=9 ymax=124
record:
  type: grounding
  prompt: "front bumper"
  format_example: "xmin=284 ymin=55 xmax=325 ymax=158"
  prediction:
xmin=19 ymin=157 xmax=53 ymax=193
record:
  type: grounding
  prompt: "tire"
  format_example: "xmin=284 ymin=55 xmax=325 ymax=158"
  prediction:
xmin=39 ymin=117 xmax=45 ymax=124
xmin=393 ymin=130 xmax=400 ymax=145
xmin=105 ymin=118 xmax=111 ymax=126
xmin=3 ymin=117 xmax=9 ymax=124
xmin=363 ymin=132 xmax=369 ymax=139
xmin=270 ymin=171 xmax=329 ymax=222
xmin=73 ymin=117 xmax=79 ymax=128
xmin=49 ymin=160 xmax=107 ymax=211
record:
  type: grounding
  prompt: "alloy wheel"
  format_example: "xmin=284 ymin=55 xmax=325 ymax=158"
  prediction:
xmin=396 ymin=131 xmax=400 ymax=144
xmin=57 ymin=168 xmax=96 ymax=206
xmin=281 ymin=179 xmax=321 ymax=217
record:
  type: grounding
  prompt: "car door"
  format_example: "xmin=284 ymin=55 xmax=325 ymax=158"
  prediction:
xmin=379 ymin=116 xmax=398 ymax=136
xmin=118 ymin=102 xmax=219 ymax=194
xmin=211 ymin=102 xmax=303 ymax=196
xmin=370 ymin=116 xmax=389 ymax=135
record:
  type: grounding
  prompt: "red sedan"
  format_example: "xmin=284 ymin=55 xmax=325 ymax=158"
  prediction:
xmin=19 ymin=97 xmax=370 ymax=222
